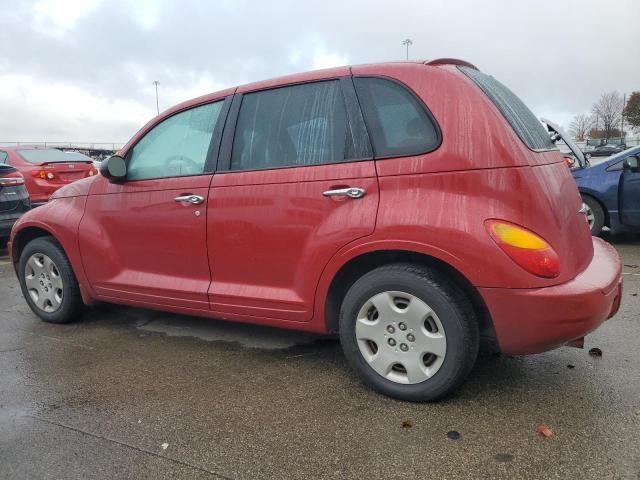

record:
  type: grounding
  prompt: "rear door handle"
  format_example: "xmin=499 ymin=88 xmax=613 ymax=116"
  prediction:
xmin=175 ymin=194 xmax=204 ymax=205
xmin=322 ymin=187 xmax=366 ymax=199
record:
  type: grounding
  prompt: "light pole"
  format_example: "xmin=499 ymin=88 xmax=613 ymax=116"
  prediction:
xmin=152 ymin=81 xmax=160 ymax=115
xmin=402 ymin=38 xmax=413 ymax=61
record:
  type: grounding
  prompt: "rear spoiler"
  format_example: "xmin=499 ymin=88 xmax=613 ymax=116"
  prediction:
xmin=425 ymin=58 xmax=478 ymax=70
xmin=39 ymin=161 xmax=93 ymax=165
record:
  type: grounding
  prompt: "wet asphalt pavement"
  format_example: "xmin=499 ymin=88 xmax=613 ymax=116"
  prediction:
xmin=1 ymin=236 xmax=639 ymax=479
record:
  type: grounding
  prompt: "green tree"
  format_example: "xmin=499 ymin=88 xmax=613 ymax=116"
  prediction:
xmin=623 ymin=92 xmax=640 ymax=131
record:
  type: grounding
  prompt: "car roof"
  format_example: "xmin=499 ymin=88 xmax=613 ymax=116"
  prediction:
xmin=168 ymin=58 xmax=478 ymax=114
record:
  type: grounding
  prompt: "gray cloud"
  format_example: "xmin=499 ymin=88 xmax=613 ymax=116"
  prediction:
xmin=0 ymin=0 xmax=637 ymax=142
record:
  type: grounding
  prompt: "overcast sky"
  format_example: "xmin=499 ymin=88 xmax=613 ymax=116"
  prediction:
xmin=0 ymin=0 xmax=637 ymax=144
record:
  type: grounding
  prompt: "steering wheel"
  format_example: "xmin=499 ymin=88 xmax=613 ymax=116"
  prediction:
xmin=163 ymin=154 xmax=201 ymax=175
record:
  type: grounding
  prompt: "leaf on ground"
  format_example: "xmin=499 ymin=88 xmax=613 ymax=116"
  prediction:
xmin=537 ymin=425 xmax=554 ymax=438
xmin=402 ymin=420 xmax=413 ymax=429
xmin=567 ymin=364 xmax=575 ymax=369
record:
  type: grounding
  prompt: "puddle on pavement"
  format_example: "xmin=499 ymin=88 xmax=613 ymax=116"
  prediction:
xmin=138 ymin=316 xmax=322 ymax=350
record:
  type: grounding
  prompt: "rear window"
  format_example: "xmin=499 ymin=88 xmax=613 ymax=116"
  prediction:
xmin=63 ymin=151 xmax=93 ymax=161
xmin=18 ymin=149 xmax=84 ymax=164
xmin=354 ymin=77 xmax=439 ymax=158
xmin=460 ymin=67 xmax=556 ymax=151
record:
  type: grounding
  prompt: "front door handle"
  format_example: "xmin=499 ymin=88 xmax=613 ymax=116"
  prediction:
xmin=175 ymin=194 xmax=204 ymax=205
xmin=322 ymin=187 xmax=366 ymax=199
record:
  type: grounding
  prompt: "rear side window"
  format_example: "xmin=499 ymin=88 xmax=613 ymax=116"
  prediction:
xmin=0 ymin=152 xmax=7 ymax=164
xmin=460 ymin=66 xmax=555 ymax=151
xmin=230 ymin=81 xmax=349 ymax=171
xmin=353 ymin=77 xmax=439 ymax=158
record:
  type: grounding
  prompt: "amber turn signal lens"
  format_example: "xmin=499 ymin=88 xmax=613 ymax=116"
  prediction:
xmin=485 ymin=220 xmax=560 ymax=278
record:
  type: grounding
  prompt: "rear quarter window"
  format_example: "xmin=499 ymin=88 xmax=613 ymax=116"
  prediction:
xmin=353 ymin=77 xmax=440 ymax=158
xmin=460 ymin=66 xmax=556 ymax=151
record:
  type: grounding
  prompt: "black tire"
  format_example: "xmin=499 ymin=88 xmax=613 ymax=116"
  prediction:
xmin=18 ymin=236 xmax=84 ymax=323
xmin=581 ymin=194 xmax=605 ymax=236
xmin=339 ymin=263 xmax=479 ymax=402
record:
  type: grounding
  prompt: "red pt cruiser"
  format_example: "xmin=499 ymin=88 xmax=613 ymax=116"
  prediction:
xmin=8 ymin=60 xmax=622 ymax=401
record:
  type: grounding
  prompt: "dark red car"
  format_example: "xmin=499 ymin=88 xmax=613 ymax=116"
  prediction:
xmin=8 ymin=60 xmax=622 ymax=401
xmin=0 ymin=147 xmax=98 ymax=206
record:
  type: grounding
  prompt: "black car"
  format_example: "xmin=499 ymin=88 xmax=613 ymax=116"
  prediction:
xmin=585 ymin=144 xmax=625 ymax=158
xmin=0 ymin=163 xmax=31 ymax=244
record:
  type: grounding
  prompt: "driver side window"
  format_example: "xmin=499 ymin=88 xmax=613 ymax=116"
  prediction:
xmin=127 ymin=101 xmax=223 ymax=181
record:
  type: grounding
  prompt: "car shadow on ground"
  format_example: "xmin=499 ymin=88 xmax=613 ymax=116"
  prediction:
xmin=79 ymin=301 xmax=587 ymax=404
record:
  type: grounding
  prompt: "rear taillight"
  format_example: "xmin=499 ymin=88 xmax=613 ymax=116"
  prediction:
xmin=0 ymin=171 xmax=25 ymax=186
xmin=88 ymin=168 xmax=97 ymax=176
xmin=31 ymin=170 xmax=55 ymax=179
xmin=485 ymin=220 xmax=560 ymax=278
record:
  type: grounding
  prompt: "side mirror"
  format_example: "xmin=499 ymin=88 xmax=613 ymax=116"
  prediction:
xmin=99 ymin=155 xmax=127 ymax=182
xmin=622 ymin=156 xmax=640 ymax=173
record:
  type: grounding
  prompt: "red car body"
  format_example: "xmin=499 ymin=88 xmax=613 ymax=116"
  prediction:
xmin=1 ymin=147 xmax=97 ymax=206
xmin=8 ymin=60 xmax=622 ymax=356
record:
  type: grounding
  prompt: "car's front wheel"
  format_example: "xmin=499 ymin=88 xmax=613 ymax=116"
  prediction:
xmin=18 ymin=237 xmax=84 ymax=323
xmin=339 ymin=264 xmax=479 ymax=402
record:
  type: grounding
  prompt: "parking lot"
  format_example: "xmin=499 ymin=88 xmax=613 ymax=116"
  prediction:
xmin=0 ymin=236 xmax=639 ymax=479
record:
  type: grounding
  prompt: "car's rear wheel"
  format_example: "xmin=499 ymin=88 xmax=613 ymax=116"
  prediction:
xmin=18 ymin=237 xmax=83 ymax=323
xmin=339 ymin=263 xmax=479 ymax=402
xmin=581 ymin=195 xmax=605 ymax=236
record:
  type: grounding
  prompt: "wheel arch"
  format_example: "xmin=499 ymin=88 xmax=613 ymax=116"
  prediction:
xmin=11 ymin=223 xmax=94 ymax=305
xmin=11 ymin=225 xmax=58 ymax=268
xmin=322 ymin=248 xmax=498 ymax=351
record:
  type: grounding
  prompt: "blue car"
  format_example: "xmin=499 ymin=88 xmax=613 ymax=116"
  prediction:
xmin=543 ymin=119 xmax=640 ymax=236
xmin=572 ymin=146 xmax=640 ymax=235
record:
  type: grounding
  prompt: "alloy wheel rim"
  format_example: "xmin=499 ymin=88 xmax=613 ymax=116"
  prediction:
xmin=24 ymin=253 xmax=64 ymax=313
xmin=355 ymin=291 xmax=447 ymax=384
xmin=582 ymin=202 xmax=595 ymax=230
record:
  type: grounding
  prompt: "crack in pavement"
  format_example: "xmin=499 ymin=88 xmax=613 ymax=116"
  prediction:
xmin=27 ymin=415 xmax=235 ymax=479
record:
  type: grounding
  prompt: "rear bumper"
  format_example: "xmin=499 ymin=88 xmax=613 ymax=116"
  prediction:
xmin=479 ymin=237 xmax=622 ymax=355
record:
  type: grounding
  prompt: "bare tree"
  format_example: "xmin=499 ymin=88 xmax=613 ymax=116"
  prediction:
xmin=591 ymin=92 xmax=624 ymax=138
xmin=569 ymin=113 xmax=592 ymax=141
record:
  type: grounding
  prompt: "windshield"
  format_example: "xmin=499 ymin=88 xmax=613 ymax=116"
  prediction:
xmin=18 ymin=149 xmax=91 ymax=164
